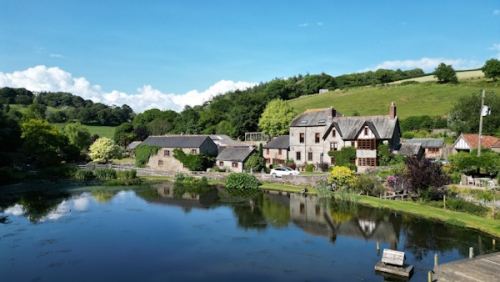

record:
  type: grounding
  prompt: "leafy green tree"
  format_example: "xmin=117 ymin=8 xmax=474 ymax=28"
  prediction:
xmin=113 ymin=122 xmax=134 ymax=147
xmin=244 ymin=146 xmax=265 ymax=172
xmin=434 ymin=63 xmax=458 ymax=83
xmin=482 ymin=58 xmax=500 ymax=82
xmin=22 ymin=103 xmax=47 ymax=121
xmin=21 ymin=119 xmax=69 ymax=166
xmin=134 ymin=126 xmax=149 ymax=141
xmin=63 ymin=122 xmax=91 ymax=152
xmin=88 ymin=137 xmax=120 ymax=163
xmin=448 ymin=92 xmax=500 ymax=136
xmin=258 ymin=99 xmax=297 ymax=137
xmin=146 ymin=118 xmax=172 ymax=135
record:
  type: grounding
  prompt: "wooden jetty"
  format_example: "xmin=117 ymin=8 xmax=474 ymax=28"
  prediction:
xmin=433 ymin=252 xmax=500 ymax=281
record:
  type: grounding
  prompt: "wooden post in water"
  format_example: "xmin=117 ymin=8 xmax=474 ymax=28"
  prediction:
xmin=434 ymin=254 xmax=438 ymax=266
xmin=469 ymin=247 xmax=474 ymax=258
xmin=428 ymin=271 xmax=432 ymax=282
xmin=376 ymin=242 xmax=380 ymax=256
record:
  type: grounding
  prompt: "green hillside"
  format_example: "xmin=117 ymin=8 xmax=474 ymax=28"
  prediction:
xmin=288 ymin=75 xmax=493 ymax=119
xmin=53 ymin=123 xmax=115 ymax=139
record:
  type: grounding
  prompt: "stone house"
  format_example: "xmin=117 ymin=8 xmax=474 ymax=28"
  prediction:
xmin=289 ymin=103 xmax=401 ymax=170
xmin=263 ymin=135 xmax=289 ymax=166
xmin=216 ymin=147 xmax=255 ymax=173
xmin=404 ymin=138 xmax=445 ymax=159
xmin=141 ymin=135 xmax=218 ymax=172
xmin=452 ymin=133 xmax=500 ymax=153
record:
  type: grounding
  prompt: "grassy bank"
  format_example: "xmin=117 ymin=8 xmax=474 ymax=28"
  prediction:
xmin=357 ymin=196 xmax=500 ymax=237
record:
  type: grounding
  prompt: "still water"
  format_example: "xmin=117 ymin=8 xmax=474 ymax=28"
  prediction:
xmin=0 ymin=181 xmax=498 ymax=282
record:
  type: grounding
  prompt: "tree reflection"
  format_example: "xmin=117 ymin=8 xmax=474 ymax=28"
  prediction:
xmin=18 ymin=191 xmax=71 ymax=222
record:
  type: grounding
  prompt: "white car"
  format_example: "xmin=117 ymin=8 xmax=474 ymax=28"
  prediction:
xmin=270 ymin=167 xmax=300 ymax=178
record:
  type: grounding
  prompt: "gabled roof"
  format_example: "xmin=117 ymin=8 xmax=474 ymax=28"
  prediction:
xmin=209 ymin=135 xmax=247 ymax=147
xmin=216 ymin=147 xmax=255 ymax=162
xmin=263 ymin=135 xmax=289 ymax=149
xmin=141 ymin=135 xmax=211 ymax=148
xmin=454 ymin=134 xmax=500 ymax=149
xmin=126 ymin=141 xmax=142 ymax=150
xmin=405 ymin=138 xmax=444 ymax=148
xmin=290 ymin=107 xmax=343 ymax=127
xmin=324 ymin=116 xmax=399 ymax=140
xmin=398 ymin=143 xmax=422 ymax=156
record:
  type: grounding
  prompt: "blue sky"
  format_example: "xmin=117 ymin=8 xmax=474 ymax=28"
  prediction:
xmin=1 ymin=1 xmax=499 ymax=113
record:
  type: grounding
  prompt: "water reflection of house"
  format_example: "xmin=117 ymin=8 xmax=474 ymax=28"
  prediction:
xmin=142 ymin=183 xmax=218 ymax=212
xmin=289 ymin=194 xmax=398 ymax=246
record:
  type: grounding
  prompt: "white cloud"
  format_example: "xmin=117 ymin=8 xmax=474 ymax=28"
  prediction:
xmin=489 ymin=43 xmax=500 ymax=59
xmin=494 ymin=10 xmax=500 ymax=15
xmin=359 ymin=57 xmax=482 ymax=72
xmin=0 ymin=66 xmax=256 ymax=113
xmin=50 ymin=54 xmax=65 ymax=58
xmin=317 ymin=22 xmax=323 ymax=26
xmin=299 ymin=23 xmax=309 ymax=27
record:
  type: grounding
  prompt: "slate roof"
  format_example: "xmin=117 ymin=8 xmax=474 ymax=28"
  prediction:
xmin=405 ymin=138 xmax=445 ymax=148
xmin=398 ymin=143 xmax=422 ymax=156
xmin=216 ymin=147 xmax=255 ymax=162
xmin=323 ymin=116 xmax=399 ymax=140
xmin=290 ymin=107 xmax=343 ymax=127
xmin=209 ymin=135 xmax=247 ymax=147
xmin=455 ymin=134 xmax=500 ymax=149
xmin=263 ymin=135 xmax=289 ymax=149
xmin=126 ymin=141 xmax=142 ymax=150
xmin=141 ymin=135 xmax=211 ymax=148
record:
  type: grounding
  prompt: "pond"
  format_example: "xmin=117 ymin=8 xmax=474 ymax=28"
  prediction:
xmin=1 ymin=181 xmax=498 ymax=282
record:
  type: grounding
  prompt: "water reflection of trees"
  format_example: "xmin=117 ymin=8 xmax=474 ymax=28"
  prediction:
xmin=17 ymin=191 xmax=71 ymax=222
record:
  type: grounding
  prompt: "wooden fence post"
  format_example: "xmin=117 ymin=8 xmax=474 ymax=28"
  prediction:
xmin=469 ymin=247 xmax=474 ymax=258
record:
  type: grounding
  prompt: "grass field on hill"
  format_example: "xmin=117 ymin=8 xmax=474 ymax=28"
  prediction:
xmin=53 ymin=123 xmax=116 ymax=139
xmin=288 ymin=76 xmax=495 ymax=119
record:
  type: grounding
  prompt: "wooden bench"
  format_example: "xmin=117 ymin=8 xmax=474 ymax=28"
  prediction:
xmin=381 ymin=249 xmax=405 ymax=266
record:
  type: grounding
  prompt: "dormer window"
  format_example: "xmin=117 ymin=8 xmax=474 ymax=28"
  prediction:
xmin=300 ymin=120 xmax=308 ymax=125
xmin=318 ymin=119 xmax=326 ymax=123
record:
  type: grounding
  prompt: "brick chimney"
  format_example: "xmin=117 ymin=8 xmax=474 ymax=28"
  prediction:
xmin=390 ymin=102 xmax=396 ymax=119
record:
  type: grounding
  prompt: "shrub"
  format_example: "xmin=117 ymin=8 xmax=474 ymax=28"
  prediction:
xmin=328 ymin=166 xmax=356 ymax=190
xmin=287 ymin=162 xmax=296 ymax=170
xmin=400 ymin=80 xmax=419 ymax=86
xmin=318 ymin=162 xmax=329 ymax=172
xmin=174 ymin=172 xmax=185 ymax=182
xmin=402 ymin=132 xmax=415 ymax=139
xmin=75 ymin=169 xmax=95 ymax=181
xmin=116 ymin=169 xmax=137 ymax=180
xmin=94 ymin=168 xmax=117 ymax=180
xmin=225 ymin=173 xmax=261 ymax=191
xmin=306 ymin=163 xmax=315 ymax=172
xmin=353 ymin=174 xmax=385 ymax=196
